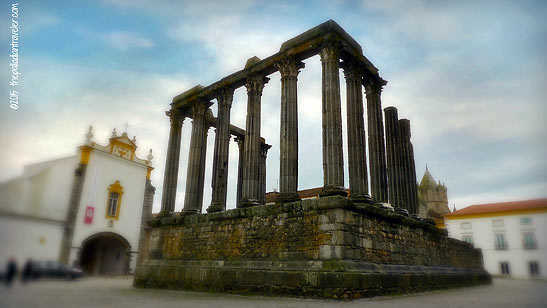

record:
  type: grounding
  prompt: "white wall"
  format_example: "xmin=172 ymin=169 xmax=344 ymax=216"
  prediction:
xmin=0 ymin=215 xmax=64 ymax=267
xmin=70 ymin=150 xmax=147 ymax=272
xmin=0 ymin=156 xmax=76 ymax=267
xmin=0 ymin=156 xmax=77 ymax=221
xmin=446 ymin=212 xmax=547 ymax=279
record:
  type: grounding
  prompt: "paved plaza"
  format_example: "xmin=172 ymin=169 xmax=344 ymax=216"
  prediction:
xmin=1 ymin=277 xmax=545 ymax=308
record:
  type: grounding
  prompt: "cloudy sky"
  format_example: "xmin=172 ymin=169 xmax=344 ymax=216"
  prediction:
xmin=1 ymin=0 xmax=545 ymax=212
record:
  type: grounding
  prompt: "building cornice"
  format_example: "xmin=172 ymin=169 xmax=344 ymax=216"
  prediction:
xmin=444 ymin=208 xmax=547 ymax=220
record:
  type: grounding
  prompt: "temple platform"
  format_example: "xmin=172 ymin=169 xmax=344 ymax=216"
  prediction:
xmin=134 ymin=196 xmax=490 ymax=299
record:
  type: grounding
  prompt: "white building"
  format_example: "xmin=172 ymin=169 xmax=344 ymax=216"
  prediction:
xmin=0 ymin=127 xmax=155 ymax=275
xmin=444 ymin=199 xmax=547 ymax=279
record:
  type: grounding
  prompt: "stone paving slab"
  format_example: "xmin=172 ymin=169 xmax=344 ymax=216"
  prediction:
xmin=1 ymin=277 xmax=545 ymax=308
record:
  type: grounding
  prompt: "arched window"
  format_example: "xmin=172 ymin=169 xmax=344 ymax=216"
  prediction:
xmin=106 ymin=181 xmax=124 ymax=220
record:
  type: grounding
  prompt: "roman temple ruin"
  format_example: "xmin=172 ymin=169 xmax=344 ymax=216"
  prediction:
xmin=135 ymin=20 xmax=490 ymax=299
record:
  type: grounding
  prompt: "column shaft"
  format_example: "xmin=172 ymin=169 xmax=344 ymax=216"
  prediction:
xmin=343 ymin=64 xmax=371 ymax=202
xmin=364 ymin=80 xmax=388 ymax=203
xmin=398 ymin=119 xmax=410 ymax=212
xmin=319 ymin=45 xmax=347 ymax=197
xmin=182 ymin=101 xmax=210 ymax=214
xmin=408 ymin=142 xmax=419 ymax=214
xmin=235 ymin=137 xmax=244 ymax=207
xmin=276 ymin=58 xmax=304 ymax=203
xmin=240 ymin=75 xmax=269 ymax=207
xmin=259 ymin=143 xmax=271 ymax=204
xmin=160 ymin=110 xmax=184 ymax=214
xmin=208 ymin=88 xmax=234 ymax=213
xmin=399 ymin=119 xmax=419 ymax=214
xmin=384 ymin=107 xmax=403 ymax=208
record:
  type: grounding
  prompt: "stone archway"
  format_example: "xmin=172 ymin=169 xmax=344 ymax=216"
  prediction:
xmin=79 ymin=232 xmax=130 ymax=276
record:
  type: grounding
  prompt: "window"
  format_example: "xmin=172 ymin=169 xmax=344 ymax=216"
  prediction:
xmin=462 ymin=235 xmax=474 ymax=244
xmin=492 ymin=219 xmax=504 ymax=227
xmin=529 ymin=262 xmax=540 ymax=276
xmin=461 ymin=222 xmax=472 ymax=229
xmin=105 ymin=181 xmax=124 ymax=220
xmin=108 ymin=192 xmax=119 ymax=217
xmin=495 ymin=233 xmax=508 ymax=250
xmin=500 ymin=262 xmax=510 ymax=275
xmin=523 ymin=232 xmax=537 ymax=249
xmin=520 ymin=217 xmax=532 ymax=225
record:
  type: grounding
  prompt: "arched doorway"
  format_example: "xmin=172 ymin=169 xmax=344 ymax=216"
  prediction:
xmin=79 ymin=232 xmax=130 ymax=276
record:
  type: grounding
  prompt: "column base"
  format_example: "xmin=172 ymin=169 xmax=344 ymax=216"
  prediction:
xmin=156 ymin=211 xmax=174 ymax=218
xmin=348 ymin=193 xmax=373 ymax=204
xmin=206 ymin=203 xmax=224 ymax=213
xmin=238 ymin=198 xmax=260 ymax=208
xmin=319 ymin=185 xmax=348 ymax=197
xmin=275 ymin=192 xmax=301 ymax=204
xmin=394 ymin=208 xmax=409 ymax=217
xmin=180 ymin=208 xmax=200 ymax=216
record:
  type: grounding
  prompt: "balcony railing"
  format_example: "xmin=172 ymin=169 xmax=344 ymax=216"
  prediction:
xmin=495 ymin=242 xmax=508 ymax=250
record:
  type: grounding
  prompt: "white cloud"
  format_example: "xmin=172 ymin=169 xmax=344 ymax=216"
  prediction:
xmin=0 ymin=58 xmax=193 ymax=212
xmin=105 ymin=31 xmax=155 ymax=50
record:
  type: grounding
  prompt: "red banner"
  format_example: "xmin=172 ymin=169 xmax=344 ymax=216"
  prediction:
xmin=84 ymin=206 xmax=94 ymax=224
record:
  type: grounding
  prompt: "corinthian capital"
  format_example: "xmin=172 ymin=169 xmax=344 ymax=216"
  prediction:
xmin=342 ymin=64 xmax=363 ymax=81
xmin=166 ymin=109 xmax=185 ymax=126
xmin=245 ymin=75 xmax=270 ymax=95
xmin=363 ymin=77 xmax=387 ymax=95
xmin=319 ymin=44 xmax=340 ymax=63
xmin=276 ymin=58 xmax=305 ymax=79
xmin=260 ymin=143 xmax=272 ymax=158
xmin=216 ymin=87 xmax=234 ymax=109
xmin=191 ymin=100 xmax=210 ymax=117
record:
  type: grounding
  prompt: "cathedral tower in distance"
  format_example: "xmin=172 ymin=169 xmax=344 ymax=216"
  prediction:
xmin=418 ymin=166 xmax=450 ymax=220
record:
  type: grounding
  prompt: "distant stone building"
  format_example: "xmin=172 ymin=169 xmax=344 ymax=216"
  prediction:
xmin=0 ymin=127 xmax=155 ymax=275
xmin=418 ymin=167 xmax=450 ymax=222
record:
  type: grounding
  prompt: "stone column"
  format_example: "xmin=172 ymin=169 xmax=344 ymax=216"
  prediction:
xmin=397 ymin=119 xmax=409 ymax=212
xmin=235 ymin=136 xmax=244 ymax=207
xmin=259 ymin=143 xmax=271 ymax=204
xmin=196 ymin=117 xmax=210 ymax=211
xmin=343 ymin=63 xmax=372 ymax=203
xmin=182 ymin=101 xmax=210 ymax=214
xmin=240 ymin=75 xmax=269 ymax=208
xmin=159 ymin=110 xmax=184 ymax=215
xmin=319 ymin=45 xmax=347 ymax=197
xmin=276 ymin=58 xmax=304 ymax=203
xmin=399 ymin=119 xmax=419 ymax=214
xmin=384 ymin=107 xmax=402 ymax=208
xmin=364 ymin=78 xmax=388 ymax=203
xmin=207 ymin=88 xmax=234 ymax=213
xmin=408 ymin=141 xmax=419 ymax=215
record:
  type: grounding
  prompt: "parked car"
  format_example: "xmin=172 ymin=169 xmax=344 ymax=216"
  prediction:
xmin=31 ymin=261 xmax=84 ymax=280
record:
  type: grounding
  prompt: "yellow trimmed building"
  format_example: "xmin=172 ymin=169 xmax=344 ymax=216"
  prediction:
xmin=0 ymin=126 xmax=155 ymax=275
xmin=444 ymin=199 xmax=547 ymax=279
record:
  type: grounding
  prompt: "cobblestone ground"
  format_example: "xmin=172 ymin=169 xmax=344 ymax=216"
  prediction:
xmin=1 ymin=277 xmax=546 ymax=308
